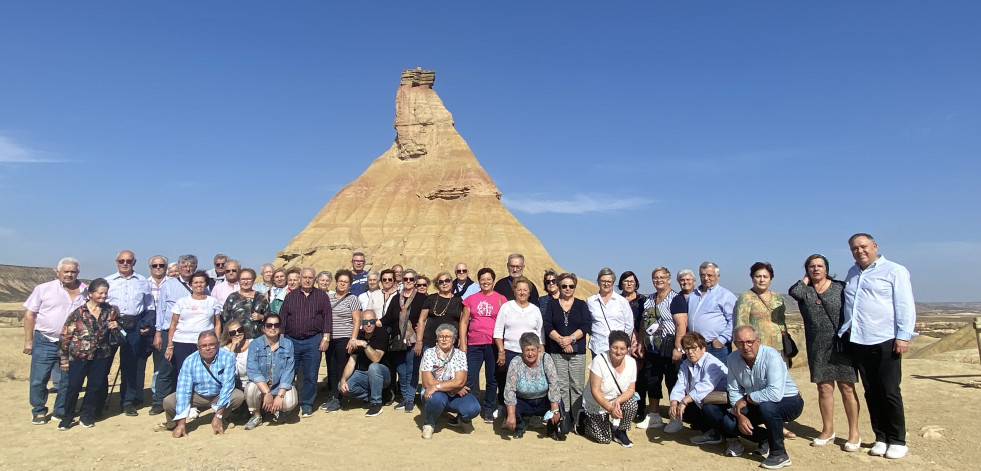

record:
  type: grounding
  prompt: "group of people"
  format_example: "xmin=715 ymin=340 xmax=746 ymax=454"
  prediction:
xmin=23 ymin=233 xmax=916 ymax=467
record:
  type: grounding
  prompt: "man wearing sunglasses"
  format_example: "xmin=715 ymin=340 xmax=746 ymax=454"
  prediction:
xmin=210 ymin=259 xmax=241 ymax=306
xmin=205 ymin=254 xmax=228 ymax=289
xmin=451 ymin=262 xmax=475 ymax=298
xmin=105 ymin=250 xmax=156 ymax=417
xmin=339 ymin=311 xmax=390 ymax=417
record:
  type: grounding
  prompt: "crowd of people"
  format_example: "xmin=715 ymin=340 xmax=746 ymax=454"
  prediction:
xmin=22 ymin=233 xmax=917 ymax=468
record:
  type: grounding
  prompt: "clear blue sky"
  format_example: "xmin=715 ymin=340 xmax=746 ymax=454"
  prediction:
xmin=1 ymin=2 xmax=978 ymax=301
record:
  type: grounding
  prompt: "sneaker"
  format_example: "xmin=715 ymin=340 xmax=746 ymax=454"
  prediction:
xmin=301 ymin=406 xmax=313 ymax=418
xmin=513 ymin=429 xmax=525 ymax=439
xmin=726 ymin=438 xmax=744 ymax=457
xmin=483 ymin=416 xmax=495 ymax=424
xmin=404 ymin=401 xmax=414 ymax=413
xmin=691 ymin=430 xmax=723 ymax=445
xmin=394 ymin=401 xmax=405 ymax=410
xmin=756 ymin=441 xmax=771 ymax=459
xmin=637 ymin=412 xmax=664 ymax=429
xmin=57 ymin=421 xmax=71 ymax=431
xmin=885 ymin=444 xmax=909 ymax=459
xmin=32 ymin=415 xmax=48 ymax=425
xmin=123 ymin=404 xmax=139 ymax=417
xmin=245 ymin=414 xmax=262 ymax=430
xmin=613 ymin=429 xmax=634 ymax=448
xmin=447 ymin=416 xmax=461 ymax=427
xmin=663 ymin=417 xmax=684 ymax=433
xmin=80 ymin=419 xmax=95 ymax=428
xmin=322 ymin=397 xmax=341 ymax=413
xmin=148 ymin=404 xmax=164 ymax=416
xmin=494 ymin=405 xmax=503 ymax=419
xmin=421 ymin=424 xmax=434 ymax=439
xmin=274 ymin=411 xmax=287 ymax=424
xmin=760 ymin=453 xmax=792 ymax=469
xmin=868 ymin=441 xmax=887 ymax=457
xmin=366 ymin=404 xmax=384 ymax=417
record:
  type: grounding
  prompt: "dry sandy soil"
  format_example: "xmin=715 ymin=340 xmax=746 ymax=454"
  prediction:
xmin=2 ymin=322 xmax=980 ymax=471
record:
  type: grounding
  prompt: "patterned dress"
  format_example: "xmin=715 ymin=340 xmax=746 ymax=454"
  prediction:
xmin=734 ymin=290 xmax=786 ymax=351
xmin=788 ymin=280 xmax=857 ymax=383
xmin=221 ymin=291 xmax=270 ymax=338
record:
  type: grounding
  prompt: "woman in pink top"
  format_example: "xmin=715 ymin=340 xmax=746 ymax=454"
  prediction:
xmin=459 ymin=267 xmax=507 ymax=423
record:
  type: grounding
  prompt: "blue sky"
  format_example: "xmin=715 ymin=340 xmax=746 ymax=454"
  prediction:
xmin=1 ymin=2 xmax=978 ymax=302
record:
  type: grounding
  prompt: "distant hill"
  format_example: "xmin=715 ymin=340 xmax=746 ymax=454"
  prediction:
xmin=0 ymin=264 xmax=58 ymax=303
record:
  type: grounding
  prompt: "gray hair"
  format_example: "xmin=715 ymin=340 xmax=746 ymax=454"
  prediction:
xmin=402 ymin=269 xmax=417 ymax=279
xmin=261 ymin=263 xmax=275 ymax=272
xmin=300 ymin=266 xmax=316 ymax=277
xmin=596 ymin=267 xmax=616 ymax=283
xmin=507 ymin=253 xmax=525 ymax=265
xmin=435 ymin=323 xmax=458 ymax=339
xmin=519 ymin=332 xmax=541 ymax=349
xmin=848 ymin=232 xmax=875 ymax=245
xmin=366 ymin=270 xmax=380 ymax=279
xmin=677 ymin=269 xmax=695 ymax=281
xmin=197 ymin=330 xmax=219 ymax=343
xmin=213 ymin=253 xmax=228 ymax=263
xmin=178 ymin=254 xmax=198 ymax=267
xmin=733 ymin=325 xmax=759 ymax=340
xmin=352 ymin=251 xmax=366 ymax=259
xmin=149 ymin=255 xmax=168 ymax=266
xmin=316 ymin=270 xmax=333 ymax=282
xmin=698 ymin=261 xmax=720 ymax=276
xmin=57 ymin=257 xmax=79 ymax=271
xmin=224 ymin=259 xmax=240 ymax=268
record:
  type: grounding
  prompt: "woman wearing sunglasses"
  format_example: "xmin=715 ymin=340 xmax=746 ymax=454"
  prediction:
xmin=221 ymin=319 xmax=252 ymax=388
xmin=244 ymin=313 xmax=297 ymax=429
xmin=542 ymin=272 xmax=591 ymax=427
xmin=414 ymin=271 xmax=464 ymax=359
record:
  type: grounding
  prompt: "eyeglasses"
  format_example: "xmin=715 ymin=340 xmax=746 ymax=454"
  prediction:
xmin=437 ymin=279 xmax=451 ymax=284
xmin=264 ymin=323 xmax=281 ymax=329
xmin=116 ymin=259 xmax=135 ymax=265
xmin=733 ymin=339 xmax=759 ymax=347
xmin=456 ymin=269 xmax=468 ymax=274
xmin=225 ymin=269 xmax=239 ymax=273
xmin=150 ymin=264 xmax=167 ymax=269
xmin=228 ymin=327 xmax=245 ymax=335
xmin=599 ymin=279 xmax=614 ymax=285
xmin=560 ymin=284 xmax=576 ymax=289
xmin=507 ymin=264 xmax=523 ymax=269
xmin=416 ymin=283 xmax=428 ymax=288
xmin=361 ymin=319 xmax=375 ymax=325
xmin=545 ymin=279 xmax=556 ymax=285
xmin=239 ymin=277 xmax=254 ymax=282
xmin=352 ymin=259 xmax=365 ymax=264
xmin=198 ymin=343 xmax=218 ymax=349
xmin=653 ymin=276 xmax=670 ymax=281
xmin=381 ymin=278 xmax=394 ymax=282
xmin=682 ymin=345 xmax=699 ymax=351
xmin=436 ymin=335 xmax=454 ymax=340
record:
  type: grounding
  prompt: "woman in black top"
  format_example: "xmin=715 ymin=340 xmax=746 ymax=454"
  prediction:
xmin=542 ymin=272 xmax=592 ymax=417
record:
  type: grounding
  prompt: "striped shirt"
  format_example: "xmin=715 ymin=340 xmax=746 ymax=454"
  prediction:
xmin=281 ymin=288 xmax=333 ymax=339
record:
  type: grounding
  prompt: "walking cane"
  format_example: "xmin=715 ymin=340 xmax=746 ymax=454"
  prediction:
xmin=105 ymin=365 xmax=120 ymax=410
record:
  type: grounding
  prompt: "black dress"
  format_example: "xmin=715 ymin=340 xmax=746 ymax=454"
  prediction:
xmin=789 ymin=280 xmax=857 ymax=383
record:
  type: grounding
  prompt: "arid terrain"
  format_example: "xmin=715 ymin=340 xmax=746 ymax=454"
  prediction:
xmin=1 ymin=296 xmax=978 ymax=470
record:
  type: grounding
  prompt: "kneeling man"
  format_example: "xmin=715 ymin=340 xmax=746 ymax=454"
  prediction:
xmin=339 ymin=311 xmax=389 ymax=417
xmin=161 ymin=331 xmax=244 ymax=437
xmin=723 ymin=326 xmax=803 ymax=469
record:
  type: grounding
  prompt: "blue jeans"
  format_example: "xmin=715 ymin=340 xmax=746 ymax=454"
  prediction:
xmin=118 ymin=324 xmax=153 ymax=407
xmin=466 ymin=344 xmax=498 ymax=417
xmin=345 ymin=363 xmax=391 ymax=405
xmin=722 ymin=394 xmax=804 ymax=456
xmin=706 ymin=342 xmax=731 ymax=363
xmin=682 ymin=402 xmax=728 ymax=433
xmin=62 ymin=357 xmax=112 ymax=424
xmin=423 ymin=391 xmax=481 ymax=426
xmin=513 ymin=397 xmax=565 ymax=432
xmin=152 ymin=329 xmax=175 ymax=405
xmin=29 ymin=331 xmax=67 ymax=417
xmin=391 ymin=348 xmax=417 ymax=401
xmin=289 ymin=335 xmax=323 ymax=409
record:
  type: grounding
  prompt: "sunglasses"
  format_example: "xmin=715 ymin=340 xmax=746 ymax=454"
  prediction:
xmin=228 ymin=327 xmax=245 ymax=335
xmin=545 ymin=279 xmax=556 ymax=285
xmin=361 ymin=319 xmax=375 ymax=325
xmin=381 ymin=278 xmax=394 ymax=282
xmin=225 ymin=269 xmax=239 ymax=273
xmin=117 ymin=259 xmax=135 ymax=265
xmin=416 ymin=283 xmax=429 ymax=288
xmin=560 ymin=284 xmax=576 ymax=289
xmin=150 ymin=264 xmax=167 ymax=269
xmin=215 ymin=263 xmax=225 ymax=268
xmin=456 ymin=269 xmax=468 ymax=274
xmin=264 ymin=323 xmax=281 ymax=329
xmin=437 ymin=279 xmax=451 ymax=284
xmin=403 ymin=277 xmax=414 ymax=282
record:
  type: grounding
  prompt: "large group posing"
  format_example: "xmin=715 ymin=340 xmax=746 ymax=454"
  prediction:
xmin=23 ymin=233 xmax=917 ymax=468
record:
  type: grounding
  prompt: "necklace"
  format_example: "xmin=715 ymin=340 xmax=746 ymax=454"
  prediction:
xmin=432 ymin=295 xmax=451 ymax=317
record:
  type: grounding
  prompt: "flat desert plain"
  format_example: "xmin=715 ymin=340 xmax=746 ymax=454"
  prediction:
xmin=1 ymin=321 xmax=979 ymax=470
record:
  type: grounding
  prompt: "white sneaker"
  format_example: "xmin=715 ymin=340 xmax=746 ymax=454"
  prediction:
xmin=868 ymin=441 xmax=887 ymax=457
xmin=637 ymin=412 xmax=663 ymax=429
xmin=663 ymin=417 xmax=684 ymax=433
xmin=421 ymin=424 xmax=434 ymax=439
xmin=885 ymin=444 xmax=909 ymax=459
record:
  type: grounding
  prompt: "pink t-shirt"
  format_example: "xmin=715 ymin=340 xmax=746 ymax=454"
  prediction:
xmin=462 ymin=291 xmax=507 ymax=346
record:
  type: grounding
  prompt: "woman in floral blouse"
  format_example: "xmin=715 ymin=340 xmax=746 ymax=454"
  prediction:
xmin=221 ymin=268 xmax=269 ymax=339
xmin=58 ymin=278 xmax=121 ymax=430
xmin=503 ymin=332 xmax=565 ymax=440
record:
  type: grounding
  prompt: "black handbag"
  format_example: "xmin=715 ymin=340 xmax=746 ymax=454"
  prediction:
xmin=781 ymin=330 xmax=799 ymax=358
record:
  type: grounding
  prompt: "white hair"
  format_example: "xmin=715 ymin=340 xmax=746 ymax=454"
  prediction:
xmin=57 ymin=257 xmax=79 ymax=271
xmin=699 ymin=261 xmax=720 ymax=276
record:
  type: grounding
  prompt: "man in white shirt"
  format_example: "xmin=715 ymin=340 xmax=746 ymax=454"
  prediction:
xmin=839 ymin=233 xmax=916 ymax=460
xmin=210 ymin=259 xmax=241 ymax=306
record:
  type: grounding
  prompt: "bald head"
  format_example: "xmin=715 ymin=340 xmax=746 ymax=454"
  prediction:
xmin=116 ymin=250 xmax=136 ymax=276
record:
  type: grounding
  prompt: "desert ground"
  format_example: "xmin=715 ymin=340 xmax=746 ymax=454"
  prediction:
xmin=1 ymin=316 xmax=979 ymax=471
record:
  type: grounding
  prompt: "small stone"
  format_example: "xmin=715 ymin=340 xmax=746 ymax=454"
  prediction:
xmin=919 ymin=425 xmax=945 ymax=439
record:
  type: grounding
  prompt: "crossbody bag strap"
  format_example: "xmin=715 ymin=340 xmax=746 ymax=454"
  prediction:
xmin=200 ymin=355 xmax=221 ymax=384
xmin=601 ymin=354 xmax=624 ymax=396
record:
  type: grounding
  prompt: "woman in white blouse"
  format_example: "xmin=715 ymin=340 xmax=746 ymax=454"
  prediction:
xmin=493 ymin=276 xmax=545 ymax=407
xmin=587 ymin=268 xmax=634 ymax=356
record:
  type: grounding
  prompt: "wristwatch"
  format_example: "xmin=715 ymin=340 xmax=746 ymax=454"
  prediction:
xmin=676 ymin=348 xmax=684 ymax=353
xmin=215 ymin=413 xmax=223 ymax=419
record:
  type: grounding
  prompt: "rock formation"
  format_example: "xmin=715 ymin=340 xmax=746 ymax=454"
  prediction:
xmin=276 ymin=68 xmax=596 ymax=295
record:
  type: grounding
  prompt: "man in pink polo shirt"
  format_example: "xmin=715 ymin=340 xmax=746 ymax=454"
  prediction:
xmin=23 ymin=257 xmax=88 ymax=425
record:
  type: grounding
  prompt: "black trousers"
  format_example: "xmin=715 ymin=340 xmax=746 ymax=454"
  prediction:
xmin=851 ymin=339 xmax=906 ymax=445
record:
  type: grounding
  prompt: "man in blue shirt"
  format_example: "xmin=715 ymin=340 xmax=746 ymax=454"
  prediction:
xmin=685 ymin=262 xmax=737 ymax=362
xmin=159 ymin=330 xmax=244 ymax=438
xmin=350 ymin=252 xmax=369 ymax=296
xmin=722 ymin=326 xmax=803 ymax=469
xmin=840 ymin=233 xmax=917 ymax=460
xmin=105 ymin=250 xmax=155 ymax=416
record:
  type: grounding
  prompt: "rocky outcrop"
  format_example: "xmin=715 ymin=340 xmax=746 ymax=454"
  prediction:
xmin=276 ymin=69 xmax=596 ymax=296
